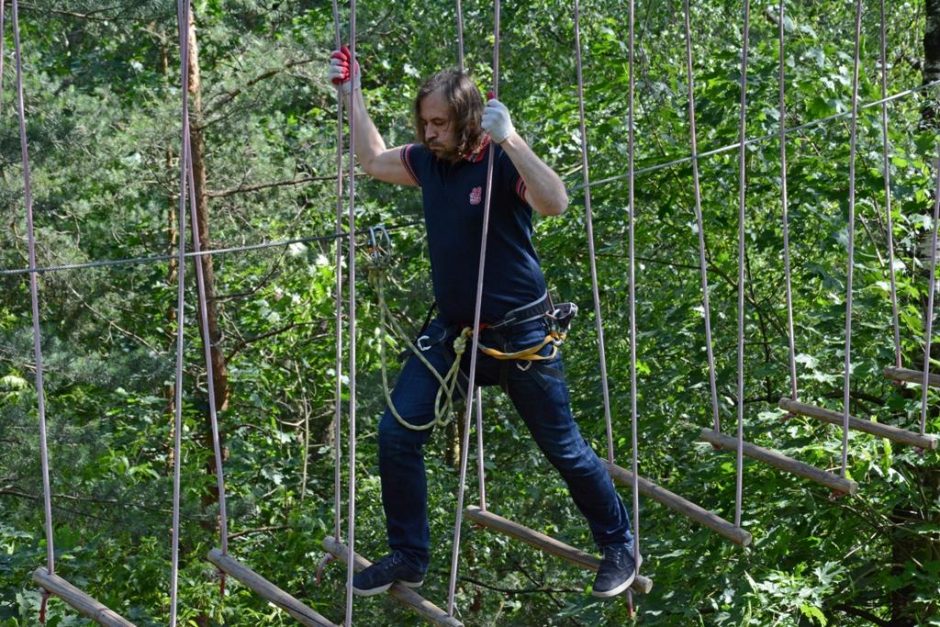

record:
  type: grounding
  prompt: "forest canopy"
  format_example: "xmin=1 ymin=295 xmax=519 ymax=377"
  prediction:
xmin=1 ymin=0 xmax=939 ymax=625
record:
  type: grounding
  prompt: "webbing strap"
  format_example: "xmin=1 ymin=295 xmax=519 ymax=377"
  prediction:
xmin=12 ymin=0 xmax=56 ymax=578
xmin=478 ymin=334 xmax=560 ymax=361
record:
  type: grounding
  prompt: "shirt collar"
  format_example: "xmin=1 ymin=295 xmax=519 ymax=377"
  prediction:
xmin=465 ymin=136 xmax=491 ymax=163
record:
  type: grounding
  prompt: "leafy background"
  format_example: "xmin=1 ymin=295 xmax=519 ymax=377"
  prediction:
xmin=0 ymin=0 xmax=938 ymax=625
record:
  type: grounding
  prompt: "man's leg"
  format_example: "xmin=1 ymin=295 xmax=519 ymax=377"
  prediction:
xmin=493 ymin=322 xmax=637 ymax=596
xmin=355 ymin=320 xmax=454 ymax=595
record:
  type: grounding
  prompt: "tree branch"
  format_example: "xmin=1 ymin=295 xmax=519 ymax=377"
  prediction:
xmin=17 ymin=3 xmax=123 ymax=21
xmin=204 ymin=57 xmax=315 ymax=117
xmin=207 ymin=174 xmax=337 ymax=198
xmin=229 ymin=525 xmax=289 ymax=540
xmin=225 ymin=322 xmax=327 ymax=362
xmin=453 ymin=573 xmax=583 ymax=596
xmin=830 ymin=603 xmax=890 ymax=627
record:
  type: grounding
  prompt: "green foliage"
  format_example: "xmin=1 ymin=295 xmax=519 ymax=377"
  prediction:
xmin=1 ymin=0 xmax=939 ymax=625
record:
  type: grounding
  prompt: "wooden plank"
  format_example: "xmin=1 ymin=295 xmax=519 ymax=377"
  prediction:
xmin=884 ymin=366 xmax=940 ymax=388
xmin=207 ymin=549 xmax=337 ymax=627
xmin=463 ymin=506 xmax=653 ymax=595
xmin=699 ymin=429 xmax=858 ymax=496
xmin=603 ymin=461 xmax=752 ymax=547
xmin=779 ymin=397 xmax=938 ymax=450
xmin=32 ymin=568 xmax=135 ymax=627
xmin=321 ymin=536 xmax=462 ymax=627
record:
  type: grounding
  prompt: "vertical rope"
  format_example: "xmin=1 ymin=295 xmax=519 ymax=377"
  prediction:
xmin=734 ymin=0 xmax=751 ymax=528
xmin=168 ymin=1 xmax=191 ymax=621
xmin=778 ymin=0 xmax=799 ymax=400
xmin=330 ymin=0 xmax=346 ymax=549
xmin=626 ymin=0 xmax=642 ymax=573
xmin=573 ymin=0 xmax=615 ymax=463
xmin=880 ymin=0 xmax=902 ymax=369
xmin=474 ymin=387 xmax=487 ymax=510
xmin=12 ymin=0 xmax=55 ymax=578
xmin=344 ymin=2 xmax=359 ymax=622
xmin=841 ymin=0 xmax=863 ymax=475
xmin=447 ymin=0 xmax=500 ymax=615
xmin=455 ymin=0 xmax=466 ymax=73
xmin=682 ymin=0 xmax=722 ymax=432
xmin=920 ymin=152 xmax=940 ymax=436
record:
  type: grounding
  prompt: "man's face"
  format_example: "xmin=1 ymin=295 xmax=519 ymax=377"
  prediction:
xmin=420 ymin=89 xmax=459 ymax=161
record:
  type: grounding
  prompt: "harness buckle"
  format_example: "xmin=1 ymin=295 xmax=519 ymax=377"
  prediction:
xmin=548 ymin=302 xmax=578 ymax=336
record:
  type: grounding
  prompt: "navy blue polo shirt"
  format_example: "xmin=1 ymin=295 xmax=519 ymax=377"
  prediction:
xmin=401 ymin=141 xmax=548 ymax=325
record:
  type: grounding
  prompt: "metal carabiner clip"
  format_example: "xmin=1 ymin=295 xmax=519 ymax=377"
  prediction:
xmin=367 ymin=224 xmax=392 ymax=266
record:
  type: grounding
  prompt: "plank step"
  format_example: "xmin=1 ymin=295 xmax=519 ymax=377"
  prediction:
xmin=699 ymin=428 xmax=858 ymax=495
xmin=321 ymin=536 xmax=462 ymax=627
xmin=464 ymin=506 xmax=653 ymax=594
xmin=207 ymin=549 xmax=337 ymax=627
xmin=884 ymin=366 xmax=940 ymax=388
xmin=779 ymin=397 xmax=938 ymax=450
xmin=32 ymin=567 xmax=136 ymax=627
xmin=603 ymin=461 xmax=752 ymax=546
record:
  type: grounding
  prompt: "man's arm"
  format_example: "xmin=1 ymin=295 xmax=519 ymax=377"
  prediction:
xmin=331 ymin=47 xmax=416 ymax=187
xmin=482 ymin=99 xmax=569 ymax=217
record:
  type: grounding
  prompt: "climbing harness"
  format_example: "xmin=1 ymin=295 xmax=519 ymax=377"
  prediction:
xmin=476 ymin=298 xmax=576 ymax=363
xmin=365 ymin=225 xmax=577 ymax=431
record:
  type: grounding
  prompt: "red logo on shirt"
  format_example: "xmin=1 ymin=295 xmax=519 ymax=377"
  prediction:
xmin=469 ymin=186 xmax=482 ymax=206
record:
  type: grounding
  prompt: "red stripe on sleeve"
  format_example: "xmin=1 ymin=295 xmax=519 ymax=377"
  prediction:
xmin=401 ymin=145 xmax=420 ymax=186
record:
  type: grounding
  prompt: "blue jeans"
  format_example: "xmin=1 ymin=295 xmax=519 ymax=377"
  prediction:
xmin=377 ymin=316 xmax=633 ymax=572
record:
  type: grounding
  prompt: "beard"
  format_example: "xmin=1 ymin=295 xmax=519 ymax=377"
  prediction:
xmin=427 ymin=141 xmax=462 ymax=163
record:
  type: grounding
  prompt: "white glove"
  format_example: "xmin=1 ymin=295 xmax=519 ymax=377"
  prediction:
xmin=328 ymin=45 xmax=360 ymax=95
xmin=481 ymin=98 xmax=516 ymax=144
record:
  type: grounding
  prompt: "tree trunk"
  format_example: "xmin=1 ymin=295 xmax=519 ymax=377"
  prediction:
xmin=188 ymin=12 xmax=229 ymax=414
xmin=162 ymin=30 xmax=179 ymax=474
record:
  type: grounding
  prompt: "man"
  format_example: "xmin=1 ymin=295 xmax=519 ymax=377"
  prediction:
xmin=328 ymin=45 xmax=637 ymax=599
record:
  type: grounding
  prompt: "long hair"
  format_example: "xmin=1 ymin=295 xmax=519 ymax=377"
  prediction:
xmin=414 ymin=70 xmax=484 ymax=160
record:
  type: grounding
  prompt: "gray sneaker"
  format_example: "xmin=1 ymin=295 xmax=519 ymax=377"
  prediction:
xmin=592 ymin=543 xmax=640 ymax=598
xmin=352 ymin=551 xmax=425 ymax=596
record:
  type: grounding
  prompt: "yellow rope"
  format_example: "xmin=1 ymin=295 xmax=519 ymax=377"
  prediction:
xmin=368 ymin=254 xmax=565 ymax=431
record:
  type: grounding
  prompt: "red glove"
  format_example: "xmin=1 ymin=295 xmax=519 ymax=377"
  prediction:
xmin=328 ymin=45 xmax=360 ymax=94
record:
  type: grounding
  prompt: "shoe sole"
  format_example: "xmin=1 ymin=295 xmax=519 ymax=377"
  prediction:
xmin=352 ymin=579 xmax=423 ymax=597
xmin=591 ymin=572 xmax=636 ymax=599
